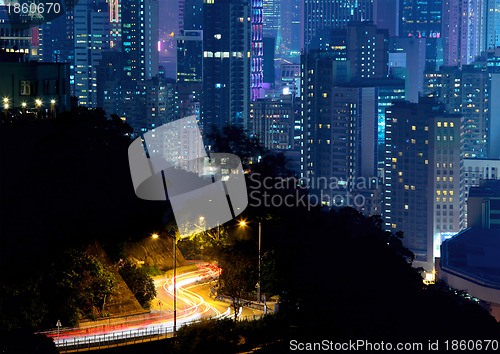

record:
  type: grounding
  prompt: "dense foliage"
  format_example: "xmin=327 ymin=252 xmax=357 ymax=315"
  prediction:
xmin=0 ymin=108 xmax=167 ymax=332
xmin=118 ymin=261 xmax=157 ymax=309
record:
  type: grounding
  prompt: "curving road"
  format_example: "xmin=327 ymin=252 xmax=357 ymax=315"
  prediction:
xmin=43 ymin=263 xmax=258 ymax=348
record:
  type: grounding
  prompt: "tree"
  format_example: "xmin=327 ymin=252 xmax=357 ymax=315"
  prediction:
xmin=49 ymin=249 xmax=116 ymax=325
xmin=119 ymin=261 xmax=157 ymax=308
xmin=215 ymin=239 xmax=257 ymax=322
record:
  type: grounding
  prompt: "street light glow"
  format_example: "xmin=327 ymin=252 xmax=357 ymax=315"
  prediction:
xmin=36 ymin=99 xmax=42 ymax=106
xmin=239 ymin=221 xmax=246 ymax=226
xmin=152 ymin=234 xmax=159 ymax=239
xmin=4 ymin=103 xmax=8 ymax=109
xmin=3 ymin=97 xmax=8 ymax=103
xmin=21 ymin=102 xmax=27 ymax=107
xmin=51 ymin=99 xmax=56 ymax=104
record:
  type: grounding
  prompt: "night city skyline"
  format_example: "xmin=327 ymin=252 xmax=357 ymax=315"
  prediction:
xmin=1 ymin=0 xmax=500 ymax=352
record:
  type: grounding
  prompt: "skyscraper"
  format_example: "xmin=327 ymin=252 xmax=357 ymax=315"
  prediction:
xmin=442 ymin=0 xmax=488 ymax=66
xmin=302 ymin=0 xmax=374 ymax=53
xmin=262 ymin=0 xmax=281 ymax=53
xmin=201 ymin=0 xmax=251 ymax=132
xmin=346 ymin=22 xmax=388 ymax=79
xmin=423 ymin=64 xmax=490 ymax=158
xmin=121 ymin=0 xmax=159 ymax=82
xmin=73 ymin=0 xmax=110 ymax=107
xmin=252 ymin=0 xmax=264 ymax=100
xmin=400 ymin=0 xmax=443 ymax=69
xmin=384 ymin=99 xmax=464 ymax=270
xmin=486 ymin=0 xmax=500 ymax=49
xmin=177 ymin=30 xmax=203 ymax=83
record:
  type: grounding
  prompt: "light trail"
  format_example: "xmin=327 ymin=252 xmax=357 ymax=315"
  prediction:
xmin=41 ymin=263 xmax=232 ymax=347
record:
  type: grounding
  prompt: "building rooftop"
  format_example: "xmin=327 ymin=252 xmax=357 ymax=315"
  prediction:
xmin=441 ymin=227 xmax=500 ymax=289
xmin=469 ymin=180 xmax=500 ymax=198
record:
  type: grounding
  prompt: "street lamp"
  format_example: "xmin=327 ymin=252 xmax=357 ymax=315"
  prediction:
xmin=152 ymin=233 xmax=159 ymax=239
xmin=3 ymin=103 xmax=9 ymax=121
xmin=172 ymin=230 xmax=177 ymax=335
xmin=238 ymin=220 xmax=262 ymax=303
xmin=21 ymin=102 xmax=27 ymax=116
xmin=35 ymin=99 xmax=42 ymax=118
xmin=50 ymin=99 xmax=56 ymax=118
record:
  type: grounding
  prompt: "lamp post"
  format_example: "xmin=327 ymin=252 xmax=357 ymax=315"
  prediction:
xmin=239 ymin=220 xmax=262 ymax=302
xmin=50 ymin=99 xmax=56 ymax=119
xmin=173 ymin=231 xmax=177 ymax=335
xmin=35 ymin=99 xmax=42 ymax=119
xmin=21 ymin=102 xmax=26 ymax=116
xmin=3 ymin=98 xmax=9 ymax=121
xmin=3 ymin=103 xmax=8 ymax=121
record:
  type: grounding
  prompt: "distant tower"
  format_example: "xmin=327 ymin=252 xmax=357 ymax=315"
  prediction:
xmin=384 ymin=99 xmax=464 ymax=270
xmin=201 ymin=0 xmax=251 ymax=131
xmin=121 ymin=0 xmax=159 ymax=81
xmin=262 ymin=0 xmax=281 ymax=53
xmin=442 ymin=0 xmax=488 ymax=66
xmin=252 ymin=0 xmax=264 ymax=100
xmin=302 ymin=0 xmax=374 ymax=53
xmin=399 ymin=0 xmax=443 ymax=69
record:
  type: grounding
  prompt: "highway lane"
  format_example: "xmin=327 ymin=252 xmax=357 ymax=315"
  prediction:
xmin=43 ymin=262 xmax=262 ymax=347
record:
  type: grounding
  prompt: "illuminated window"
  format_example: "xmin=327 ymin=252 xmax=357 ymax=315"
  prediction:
xmin=411 ymin=139 xmax=416 ymax=144
xmin=437 ymin=190 xmax=441 ymax=195
xmin=398 ymin=171 xmax=403 ymax=176
xmin=392 ymin=158 xmax=397 ymax=162
xmin=444 ymin=122 xmax=448 ymax=127
xmin=405 ymin=205 xmax=409 ymax=209
xmin=392 ymin=223 xmax=397 ymax=228
xmin=450 ymin=122 xmax=454 ymax=127
xmin=437 ymin=122 xmax=441 ymax=127
xmin=412 ymin=126 xmax=416 ymax=130
xmin=437 ymin=177 xmax=441 ymax=181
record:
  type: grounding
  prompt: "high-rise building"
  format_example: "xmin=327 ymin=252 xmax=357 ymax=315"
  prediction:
xmin=442 ymin=0 xmax=488 ymax=67
xmin=302 ymin=0 xmax=374 ymax=53
xmin=346 ymin=22 xmax=388 ymax=79
xmin=463 ymin=158 xmax=500 ymax=225
xmin=399 ymin=0 xmax=443 ymax=70
xmin=252 ymin=0 xmax=264 ymax=100
xmin=263 ymin=0 xmax=281 ymax=54
xmin=374 ymin=0 xmax=399 ymax=37
xmin=201 ymin=0 xmax=251 ymax=132
xmin=486 ymin=0 xmax=500 ymax=49
xmin=250 ymin=94 xmax=298 ymax=150
xmin=423 ymin=64 xmax=490 ymax=158
xmin=73 ymin=0 xmax=110 ymax=107
xmin=344 ymin=78 xmax=406 ymax=178
xmin=300 ymin=50 xmax=352 ymax=178
xmin=384 ymin=99 xmax=464 ymax=270
xmin=177 ymin=0 xmax=203 ymax=84
xmin=121 ymin=0 xmax=159 ymax=82
xmin=180 ymin=0 xmax=203 ymax=31
xmin=281 ymin=0 xmax=301 ymax=56
xmin=301 ymin=49 xmax=382 ymax=207
xmin=389 ymin=37 xmax=427 ymax=102
xmin=262 ymin=37 xmax=275 ymax=87
xmin=176 ymin=30 xmax=203 ymax=83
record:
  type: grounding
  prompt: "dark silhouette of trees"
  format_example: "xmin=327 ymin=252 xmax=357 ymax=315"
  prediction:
xmin=118 ymin=261 xmax=157 ymax=309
